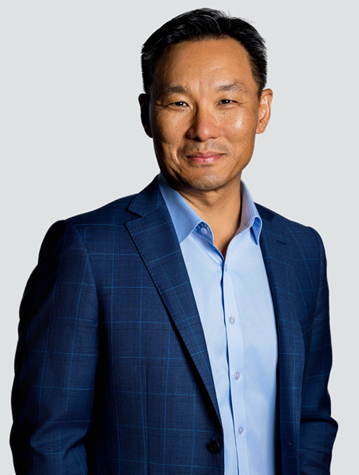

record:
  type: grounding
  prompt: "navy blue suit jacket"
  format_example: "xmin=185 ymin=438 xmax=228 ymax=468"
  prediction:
xmin=11 ymin=177 xmax=337 ymax=474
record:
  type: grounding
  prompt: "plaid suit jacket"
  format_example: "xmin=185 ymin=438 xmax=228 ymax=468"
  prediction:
xmin=11 ymin=177 xmax=337 ymax=474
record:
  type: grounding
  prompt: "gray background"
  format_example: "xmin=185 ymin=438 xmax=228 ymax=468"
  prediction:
xmin=1 ymin=1 xmax=357 ymax=473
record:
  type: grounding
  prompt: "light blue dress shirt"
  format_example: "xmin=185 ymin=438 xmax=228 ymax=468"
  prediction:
xmin=158 ymin=174 xmax=278 ymax=475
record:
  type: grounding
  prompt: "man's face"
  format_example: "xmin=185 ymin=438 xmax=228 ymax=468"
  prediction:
xmin=139 ymin=37 xmax=272 ymax=194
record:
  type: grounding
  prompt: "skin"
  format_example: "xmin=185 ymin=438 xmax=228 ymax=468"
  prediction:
xmin=139 ymin=37 xmax=272 ymax=255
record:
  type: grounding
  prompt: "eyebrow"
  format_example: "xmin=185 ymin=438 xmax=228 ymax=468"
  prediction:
xmin=216 ymin=82 xmax=247 ymax=93
xmin=157 ymin=85 xmax=187 ymax=99
xmin=157 ymin=81 xmax=247 ymax=99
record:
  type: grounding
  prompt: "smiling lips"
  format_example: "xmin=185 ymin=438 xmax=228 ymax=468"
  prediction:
xmin=186 ymin=152 xmax=226 ymax=164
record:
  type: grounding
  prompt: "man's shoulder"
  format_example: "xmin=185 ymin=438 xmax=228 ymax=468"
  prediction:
xmin=36 ymin=193 xmax=142 ymax=258
xmin=67 ymin=193 xmax=137 ymax=227
xmin=256 ymin=202 xmax=324 ymax=251
xmin=66 ymin=177 xmax=162 ymax=228
xmin=38 ymin=177 xmax=165 ymax=256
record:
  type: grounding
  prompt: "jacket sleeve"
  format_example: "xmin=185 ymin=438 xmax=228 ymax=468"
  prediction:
xmin=10 ymin=220 xmax=98 ymax=474
xmin=299 ymin=228 xmax=338 ymax=474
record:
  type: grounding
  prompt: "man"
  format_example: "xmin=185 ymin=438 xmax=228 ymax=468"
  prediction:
xmin=11 ymin=8 xmax=337 ymax=475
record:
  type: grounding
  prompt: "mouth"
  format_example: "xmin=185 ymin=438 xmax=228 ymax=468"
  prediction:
xmin=185 ymin=152 xmax=226 ymax=164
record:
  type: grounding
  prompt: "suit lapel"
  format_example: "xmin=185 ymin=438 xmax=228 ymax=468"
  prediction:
xmin=125 ymin=179 xmax=220 ymax=422
xmin=258 ymin=205 xmax=305 ymax=459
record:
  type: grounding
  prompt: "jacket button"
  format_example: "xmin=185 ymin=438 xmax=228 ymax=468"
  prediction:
xmin=207 ymin=440 xmax=221 ymax=454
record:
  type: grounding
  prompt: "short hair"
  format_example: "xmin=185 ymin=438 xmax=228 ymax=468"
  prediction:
xmin=141 ymin=8 xmax=267 ymax=98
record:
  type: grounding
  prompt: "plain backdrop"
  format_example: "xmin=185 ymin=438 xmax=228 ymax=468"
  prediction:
xmin=1 ymin=1 xmax=357 ymax=473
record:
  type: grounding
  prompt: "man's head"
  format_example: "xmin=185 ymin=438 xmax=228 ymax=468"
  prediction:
xmin=139 ymin=9 xmax=272 ymax=195
xmin=141 ymin=8 xmax=267 ymax=99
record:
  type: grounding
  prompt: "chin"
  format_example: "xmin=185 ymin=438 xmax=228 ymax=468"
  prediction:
xmin=177 ymin=173 xmax=232 ymax=192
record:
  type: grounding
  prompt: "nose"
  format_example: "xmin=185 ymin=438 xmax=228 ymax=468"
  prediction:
xmin=186 ymin=106 xmax=220 ymax=142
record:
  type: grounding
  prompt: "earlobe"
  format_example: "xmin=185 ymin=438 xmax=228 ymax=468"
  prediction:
xmin=256 ymin=88 xmax=273 ymax=134
xmin=138 ymin=93 xmax=153 ymax=138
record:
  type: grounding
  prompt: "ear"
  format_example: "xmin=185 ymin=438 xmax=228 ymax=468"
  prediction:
xmin=256 ymin=88 xmax=273 ymax=134
xmin=138 ymin=93 xmax=153 ymax=138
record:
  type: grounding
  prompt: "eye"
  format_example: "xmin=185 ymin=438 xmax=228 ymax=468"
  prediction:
xmin=170 ymin=101 xmax=188 ymax=107
xmin=219 ymin=99 xmax=236 ymax=105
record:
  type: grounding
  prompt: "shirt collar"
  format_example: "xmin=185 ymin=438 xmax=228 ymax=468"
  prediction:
xmin=237 ymin=181 xmax=262 ymax=244
xmin=158 ymin=173 xmax=262 ymax=245
xmin=158 ymin=173 xmax=202 ymax=243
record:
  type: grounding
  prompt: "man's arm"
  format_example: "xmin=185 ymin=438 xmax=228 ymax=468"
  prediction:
xmin=299 ymin=228 xmax=338 ymax=474
xmin=11 ymin=220 xmax=98 ymax=474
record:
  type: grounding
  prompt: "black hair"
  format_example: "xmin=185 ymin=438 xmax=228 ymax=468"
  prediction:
xmin=141 ymin=8 xmax=267 ymax=98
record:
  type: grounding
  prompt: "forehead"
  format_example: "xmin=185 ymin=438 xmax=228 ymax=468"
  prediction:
xmin=152 ymin=37 xmax=256 ymax=94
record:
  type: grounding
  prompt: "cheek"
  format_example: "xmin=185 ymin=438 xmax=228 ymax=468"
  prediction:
xmin=153 ymin=115 xmax=183 ymax=148
xmin=228 ymin=112 xmax=258 ymax=143
xmin=152 ymin=122 xmax=183 ymax=168
xmin=232 ymin=108 xmax=258 ymax=131
xmin=231 ymin=116 xmax=245 ymax=135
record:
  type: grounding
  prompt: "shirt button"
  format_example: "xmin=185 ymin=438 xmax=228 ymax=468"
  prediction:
xmin=229 ymin=316 xmax=235 ymax=324
xmin=224 ymin=263 xmax=228 ymax=272
xmin=234 ymin=372 xmax=241 ymax=380
xmin=200 ymin=227 xmax=208 ymax=235
xmin=238 ymin=426 xmax=244 ymax=435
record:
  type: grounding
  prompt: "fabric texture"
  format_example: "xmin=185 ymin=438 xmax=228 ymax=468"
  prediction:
xmin=11 ymin=177 xmax=338 ymax=475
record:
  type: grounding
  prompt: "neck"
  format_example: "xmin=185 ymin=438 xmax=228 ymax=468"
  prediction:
xmin=177 ymin=180 xmax=242 ymax=257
